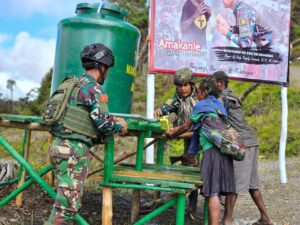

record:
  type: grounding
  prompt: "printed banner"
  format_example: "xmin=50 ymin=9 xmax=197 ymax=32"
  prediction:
xmin=149 ymin=0 xmax=291 ymax=85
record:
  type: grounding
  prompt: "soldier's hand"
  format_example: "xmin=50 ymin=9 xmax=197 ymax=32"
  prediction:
xmin=113 ymin=116 xmax=123 ymax=123
xmin=119 ymin=125 xmax=128 ymax=136
xmin=164 ymin=131 xmax=174 ymax=139
xmin=114 ymin=117 xmax=127 ymax=135
xmin=153 ymin=108 xmax=163 ymax=117
xmin=165 ymin=127 xmax=177 ymax=139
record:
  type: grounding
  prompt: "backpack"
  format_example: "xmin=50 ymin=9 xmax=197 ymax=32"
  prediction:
xmin=201 ymin=115 xmax=246 ymax=161
xmin=43 ymin=76 xmax=78 ymax=125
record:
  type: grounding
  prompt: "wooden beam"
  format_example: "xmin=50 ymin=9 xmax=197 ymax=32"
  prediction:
xmin=15 ymin=130 xmax=31 ymax=207
xmin=0 ymin=120 xmax=48 ymax=131
xmin=102 ymin=187 xmax=113 ymax=225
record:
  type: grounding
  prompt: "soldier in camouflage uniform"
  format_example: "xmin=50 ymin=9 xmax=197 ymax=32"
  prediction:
xmin=153 ymin=67 xmax=199 ymax=219
xmin=217 ymin=0 xmax=273 ymax=49
xmin=154 ymin=68 xmax=198 ymax=155
xmin=45 ymin=43 xmax=127 ymax=225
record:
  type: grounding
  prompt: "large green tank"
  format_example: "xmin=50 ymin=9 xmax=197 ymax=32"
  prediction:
xmin=52 ymin=2 xmax=140 ymax=113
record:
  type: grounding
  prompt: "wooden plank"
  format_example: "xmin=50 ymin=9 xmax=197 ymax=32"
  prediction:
xmin=1 ymin=114 xmax=44 ymax=123
xmin=0 ymin=120 xmax=48 ymax=131
xmin=92 ymin=175 xmax=196 ymax=189
xmin=115 ymin=165 xmax=200 ymax=179
xmin=116 ymin=164 xmax=199 ymax=175
xmin=111 ymin=176 xmax=196 ymax=189
xmin=114 ymin=170 xmax=202 ymax=186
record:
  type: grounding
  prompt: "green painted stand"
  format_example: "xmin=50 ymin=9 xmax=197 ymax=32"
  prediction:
xmin=99 ymin=119 xmax=209 ymax=225
xmin=0 ymin=114 xmax=209 ymax=225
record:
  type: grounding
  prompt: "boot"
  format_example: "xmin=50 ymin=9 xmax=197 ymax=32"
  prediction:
xmin=181 ymin=153 xmax=197 ymax=166
xmin=169 ymin=156 xmax=183 ymax=164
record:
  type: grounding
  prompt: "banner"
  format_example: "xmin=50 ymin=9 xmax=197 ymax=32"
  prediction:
xmin=149 ymin=0 xmax=291 ymax=85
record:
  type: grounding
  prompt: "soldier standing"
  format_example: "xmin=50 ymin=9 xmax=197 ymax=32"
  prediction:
xmin=45 ymin=43 xmax=127 ymax=225
xmin=153 ymin=67 xmax=199 ymax=219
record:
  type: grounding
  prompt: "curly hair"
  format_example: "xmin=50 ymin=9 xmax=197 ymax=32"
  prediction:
xmin=198 ymin=77 xmax=219 ymax=97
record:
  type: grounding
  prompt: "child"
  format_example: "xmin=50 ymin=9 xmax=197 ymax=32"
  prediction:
xmin=166 ymin=78 xmax=235 ymax=225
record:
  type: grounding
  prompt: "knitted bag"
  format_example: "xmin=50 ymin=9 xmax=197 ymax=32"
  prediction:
xmin=201 ymin=116 xmax=246 ymax=161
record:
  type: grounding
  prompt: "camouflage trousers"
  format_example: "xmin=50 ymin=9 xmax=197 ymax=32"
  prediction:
xmin=46 ymin=137 xmax=90 ymax=225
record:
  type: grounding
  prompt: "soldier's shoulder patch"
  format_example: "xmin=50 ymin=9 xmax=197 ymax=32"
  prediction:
xmin=99 ymin=94 xmax=108 ymax=103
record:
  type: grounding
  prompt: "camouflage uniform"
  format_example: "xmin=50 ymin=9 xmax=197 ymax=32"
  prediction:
xmin=159 ymin=88 xmax=198 ymax=153
xmin=158 ymin=69 xmax=199 ymax=218
xmin=46 ymin=74 xmax=122 ymax=225
xmin=227 ymin=0 xmax=273 ymax=49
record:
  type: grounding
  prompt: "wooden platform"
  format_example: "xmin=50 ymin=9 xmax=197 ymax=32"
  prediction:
xmin=94 ymin=163 xmax=202 ymax=190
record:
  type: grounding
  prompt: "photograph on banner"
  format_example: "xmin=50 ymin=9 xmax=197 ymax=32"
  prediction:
xmin=149 ymin=0 xmax=290 ymax=85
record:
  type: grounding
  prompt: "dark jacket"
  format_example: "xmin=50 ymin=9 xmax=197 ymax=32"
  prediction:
xmin=220 ymin=88 xmax=258 ymax=147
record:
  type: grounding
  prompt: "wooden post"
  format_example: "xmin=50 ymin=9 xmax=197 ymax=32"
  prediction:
xmin=131 ymin=132 xmax=144 ymax=222
xmin=15 ymin=129 xmax=31 ymax=208
xmin=102 ymin=187 xmax=113 ymax=225
xmin=45 ymin=134 xmax=54 ymax=187
xmin=131 ymin=189 xmax=141 ymax=223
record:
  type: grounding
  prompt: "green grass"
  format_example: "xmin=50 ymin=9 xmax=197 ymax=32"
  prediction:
xmin=151 ymin=69 xmax=300 ymax=157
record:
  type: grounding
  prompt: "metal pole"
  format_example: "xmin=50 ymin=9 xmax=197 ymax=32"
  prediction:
xmin=103 ymin=137 xmax=115 ymax=184
xmin=156 ymin=138 xmax=165 ymax=165
xmin=136 ymin=132 xmax=145 ymax=171
xmin=0 ymin=136 xmax=89 ymax=225
xmin=146 ymin=0 xmax=155 ymax=164
xmin=16 ymin=129 xmax=31 ymax=207
xmin=0 ymin=165 xmax=52 ymax=207
xmin=146 ymin=74 xmax=155 ymax=164
xmin=279 ymin=86 xmax=288 ymax=183
xmin=175 ymin=194 xmax=185 ymax=225
xmin=134 ymin=197 xmax=177 ymax=225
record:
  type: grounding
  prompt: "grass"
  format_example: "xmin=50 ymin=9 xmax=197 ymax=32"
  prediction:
xmin=1 ymin=67 xmax=300 ymax=174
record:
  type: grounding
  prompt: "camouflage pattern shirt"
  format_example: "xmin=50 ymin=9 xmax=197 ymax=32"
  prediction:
xmin=159 ymin=88 xmax=198 ymax=126
xmin=50 ymin=73 xmax=122 ymax=145
xmin=226 ymin=0 xmax=272 ymax=49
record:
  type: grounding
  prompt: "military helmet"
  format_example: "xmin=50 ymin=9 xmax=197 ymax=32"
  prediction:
xmin=173 ymin=68 xmax=196 ymax=86
xmin=81 ymin=43 xmax=114 ymax=69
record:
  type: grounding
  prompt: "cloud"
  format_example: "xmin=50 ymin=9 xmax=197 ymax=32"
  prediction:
xmin=0 ymin=72 xmax=38 ymax=101
xmin=0 ymin=34 xmax=12 ymax=44
xmin=0 ymin=32 xmax=55 ymax=99
xmin=0 ymin=0 xmax=101 ymax=19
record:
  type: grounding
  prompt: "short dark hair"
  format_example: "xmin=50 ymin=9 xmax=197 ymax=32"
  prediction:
xmin=212 ymin=71 xmax=229 ymax=88
xmin=198 ymin=77 xmax=219 ymax=98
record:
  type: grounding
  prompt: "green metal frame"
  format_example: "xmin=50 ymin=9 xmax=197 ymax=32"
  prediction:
xmin=99 ymin=119 xmax=209 ymax=225
xmin=0 ymin=136 xmax=89 ymax=225
xmin=0 ymin=114 xmax=209 ymax=225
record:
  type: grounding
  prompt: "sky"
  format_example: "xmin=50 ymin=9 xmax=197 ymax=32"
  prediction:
xmin=0 ymin=0 xmax=101 ymax=100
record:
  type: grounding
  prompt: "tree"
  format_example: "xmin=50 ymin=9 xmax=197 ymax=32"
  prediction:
xmin=6 ymin=79 xmax=16 ymax=113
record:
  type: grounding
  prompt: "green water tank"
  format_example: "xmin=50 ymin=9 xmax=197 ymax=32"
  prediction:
xmin=52 ymin=2 xmax=140 ymax=113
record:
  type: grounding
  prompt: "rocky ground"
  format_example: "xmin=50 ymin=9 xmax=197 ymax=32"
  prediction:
xmin=0 ymin=156 xmax=299 ymax=225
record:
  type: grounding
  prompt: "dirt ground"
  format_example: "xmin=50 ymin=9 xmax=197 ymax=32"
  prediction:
xmin=0 ymin=155 xmax=299 ymax=225
xmin=0 ymin=66 xmax=299 ymax=225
